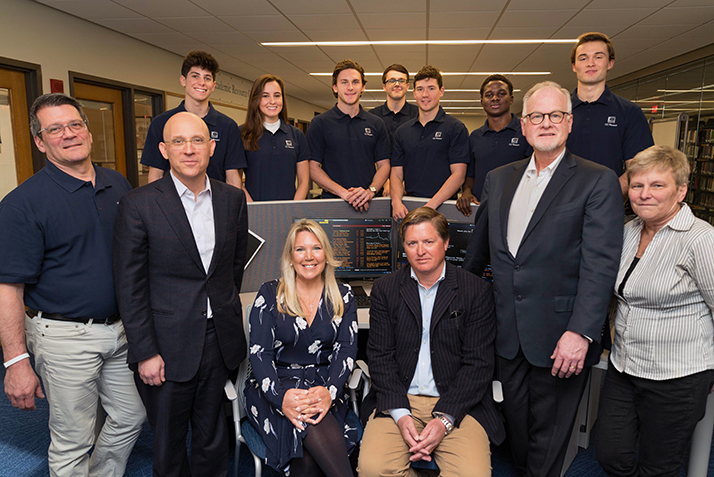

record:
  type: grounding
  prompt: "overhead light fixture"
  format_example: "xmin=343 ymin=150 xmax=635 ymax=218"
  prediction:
xmin=263 ymin=39 xmax=576 ymax=47
xmin=312 ymin=72 xmax=548 ymax=76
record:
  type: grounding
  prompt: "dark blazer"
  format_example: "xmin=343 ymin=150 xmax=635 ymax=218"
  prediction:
xmin=464 ymin=150 xmax=623 ymax=368
xmin=113 ymin=173 xmax=248 ymax=382
xmin=363 ymin=263 xmax=506 ymax=445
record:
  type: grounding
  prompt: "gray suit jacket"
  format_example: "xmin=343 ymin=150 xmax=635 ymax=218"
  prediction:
xmin=464 ymin=150 xmax=623 ymax=367
xmin=113 ymin=174 xmax=248 ymax=382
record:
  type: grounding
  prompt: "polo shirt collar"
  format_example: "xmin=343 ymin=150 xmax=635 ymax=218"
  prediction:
xmin=331 ymin=103 xmax=368 ymax=121
xmin=410 ymin=106 xmax=446 ymax=129
xmin=277 ymin=119 xmax=290 ymax=134
xmin=572 ymin=84 xmax=614 ymax=107
xmin=177 ymin=100 xmax=218 ymax=126
xmin=478 ymin=112 xmax=520 ymax=136
xmin=44 ymin=159 xmax=101 ymax=193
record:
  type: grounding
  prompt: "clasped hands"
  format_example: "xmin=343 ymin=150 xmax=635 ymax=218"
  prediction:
xmin=397 ymin=414 xmax=447 ymax=462
xmin=343 ymin=187 xmax=374 ymax=212
xmin=282 ymin=386 xmax=331 ymax=429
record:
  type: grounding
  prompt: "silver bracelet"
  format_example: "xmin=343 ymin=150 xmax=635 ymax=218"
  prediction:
xmin=4 ymin=353 xmax=30 ymax=368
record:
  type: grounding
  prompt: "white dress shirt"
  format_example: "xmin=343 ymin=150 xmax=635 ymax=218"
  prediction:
xmin=507 ymin=149 xmax=566 ymax=256
xmin=611 ymin=204 xmax=714 ymax=380
xmin=170 ymin=171 xmax=215 ymax=319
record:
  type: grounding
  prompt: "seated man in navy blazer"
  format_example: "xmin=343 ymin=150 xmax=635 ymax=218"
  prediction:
xmin=464 ymin=81 xmax=623 ymax=477
xmin=358 ymin=207 xmax=504 ymax=477
xmin=114 ymin=112 xmax=248 ymax=477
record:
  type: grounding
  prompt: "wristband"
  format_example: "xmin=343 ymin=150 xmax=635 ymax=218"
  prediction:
xmin=4 ymin=353 xmax=30 ymax=368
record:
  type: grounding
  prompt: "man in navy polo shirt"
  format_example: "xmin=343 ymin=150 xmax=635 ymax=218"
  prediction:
xmin=369 ymin=64 xmax=419 ymax=143
xmin=390 ymin=65 xmax=469 ymax=219
xmin=308 ymin=59 xmax=391 ymax=211
xmin=568 ymin=32 xmax=654 ymax=194
xmin=457 ymin=75 xmax=532 ymax=216
xmin=0 ymin=94 xmax=145 ymax=476
xmin=140 ymin=50 xmax=243 ymax=188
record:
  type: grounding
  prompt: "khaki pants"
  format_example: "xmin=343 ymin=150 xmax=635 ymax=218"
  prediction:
xmin=25 ymin=314 xmax=146 ymax=477
xmin=358 ymin=395 xmax=491 ymax=477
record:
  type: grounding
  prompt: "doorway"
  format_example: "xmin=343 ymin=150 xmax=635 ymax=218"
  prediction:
xmin=0 ymin=67 xmax=33 ymax=200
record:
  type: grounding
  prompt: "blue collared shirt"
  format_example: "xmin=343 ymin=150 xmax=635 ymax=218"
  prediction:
xmin=467 ymin=113 xmax=532 ymax=200
xmin=392 ymin=107 xmax=469 ymax=198
xmin=140 ymin=100 xmax=242 ymax=182
xmin=307 ymin=104 xmax=391 ymax=198
xmin=390 ymin=263 xmax=448 ymax=424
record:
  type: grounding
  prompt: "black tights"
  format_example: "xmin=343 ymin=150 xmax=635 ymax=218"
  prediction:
xmin=289 ymin=413 xmax=353 ymax=477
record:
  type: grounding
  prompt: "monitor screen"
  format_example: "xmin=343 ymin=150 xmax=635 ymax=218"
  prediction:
xmin=303 ymin=218 xmax=394 ymax=279
xmin=395 ymin=221 xmax=475 ymax=269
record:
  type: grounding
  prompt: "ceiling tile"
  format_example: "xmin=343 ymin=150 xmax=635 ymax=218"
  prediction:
xmin=112 ymin=0 xmax=208 ymax=17
xmin=429 ymin=11 xmax=501 ymax=29
xmin=188 ymin=30 xmax=255 ymax=44
xmin=351 ymin=0 xmax=427 ymax=13
xmin=290 ymin=14 xmax=361 ymax=31
xmin=427 ymin=28 xmax=494 ymax=40
xmin=92 ymin=18 xmax=174 ymax=34
xmin=366 ymin=29 xmax=427 ymax=41
xmin=154 ymin=16 xmax=236 ymax=32
xmin=191 ymin=0 xmax=278 ymax=16
xmin=639 ymin=6 xmax=714 ymax=25
xmin=221 ymin=15 xmax=296 ymax=32
xmin=36 ymin=0 xmax=143 ymax=19
xmin=430 ymin=0 xmax=509 ymax=12
xmin=357 ymin=13 xmax=425 ymax=30
xmin=567 ymin=8 xmax=657 ymax=27
xmin=507 ymin=0 xmax=590 ymax=9
xmin=269 ymin=0 xmax=352 ymax=15
xmin=498 ymin=10 xmax=581 ymax=28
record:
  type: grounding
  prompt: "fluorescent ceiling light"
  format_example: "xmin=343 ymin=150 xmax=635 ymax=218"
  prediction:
xmin=263 ymin=39 xmax=576 ymax=47
xmin=312 ymin=72 xmax=548 ymax=76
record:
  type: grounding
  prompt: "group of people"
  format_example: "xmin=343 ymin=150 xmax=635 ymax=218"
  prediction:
xmin=0 ymin=29 xmax=713 ymax=477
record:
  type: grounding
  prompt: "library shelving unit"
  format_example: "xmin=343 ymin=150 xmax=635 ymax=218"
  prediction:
xmin=685 ymin=118 xmax=714 ymax=226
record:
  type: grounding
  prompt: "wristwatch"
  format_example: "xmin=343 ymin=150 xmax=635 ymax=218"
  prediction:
xmin=433 ymin=412 xmax=454 ymax=436
xmin=368 ymin=186 xmax=377 ymax=195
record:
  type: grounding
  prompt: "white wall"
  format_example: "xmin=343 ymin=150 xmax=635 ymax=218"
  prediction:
xmin=0 ymin=0 xmax=324 ymax=122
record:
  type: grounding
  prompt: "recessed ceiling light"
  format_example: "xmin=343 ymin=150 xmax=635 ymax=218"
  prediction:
xmin=263 ymin=39 xmax=576 ymax=47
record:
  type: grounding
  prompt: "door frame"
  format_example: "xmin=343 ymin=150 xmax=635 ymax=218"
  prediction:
xmin=0 ymin=57 xmax=43 ymax=174
xmin=70 ymin=72 xmax=164 ymax=188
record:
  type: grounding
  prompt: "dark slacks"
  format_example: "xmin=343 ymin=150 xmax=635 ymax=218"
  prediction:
xmin=135 ymin=319 xmax=230 ymax=477
xmin=595 ymin=363 xmax=714 ymax=477
xmin=497 ymin=349 xmax=589 ymax=477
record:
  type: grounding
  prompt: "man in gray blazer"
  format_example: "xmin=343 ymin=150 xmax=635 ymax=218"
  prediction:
xmin=359 ymin=207 xmax=504 ymax=477
xmin=114 ymin=112 xmax=248 ymax=476
xmin=464 ymin=81 xmax=623 ymax=477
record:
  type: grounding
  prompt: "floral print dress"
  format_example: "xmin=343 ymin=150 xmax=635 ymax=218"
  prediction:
xmin=244 ymin=279 xmax=359 ymax=473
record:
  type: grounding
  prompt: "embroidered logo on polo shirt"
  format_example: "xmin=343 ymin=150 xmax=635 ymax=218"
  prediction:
xmin=364 ymin=127 xmax=373 ymax=137
xmin=509 ymin=138 xmax=520 ymax=147
xmin=211 ymin=131 xmax=220 ymax=141
xmin=434 ymin=131 xmax=443 ymax=140
xmin=285 ymin=140 xmax=294 ymax=149
xmin=605 ymin=116 xmax=617 ymax=127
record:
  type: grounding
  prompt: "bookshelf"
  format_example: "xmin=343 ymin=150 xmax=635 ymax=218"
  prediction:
xmin=685 ymin=120 xmax=714 ymax=225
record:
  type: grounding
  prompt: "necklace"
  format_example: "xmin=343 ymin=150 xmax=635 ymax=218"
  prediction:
xmin=298 ymin=287 xmax=322 ymax=314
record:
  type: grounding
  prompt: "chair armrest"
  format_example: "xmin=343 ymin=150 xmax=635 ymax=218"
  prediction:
xmin=356 ymin=359 xmax=370 ymax=378
xmin=225 ymin=379 xmax=238 ymax=401
xmin=492 ymin=380 xmax=503 ymax=403
xmin=348 ymin=368 xmax=363 ymax=390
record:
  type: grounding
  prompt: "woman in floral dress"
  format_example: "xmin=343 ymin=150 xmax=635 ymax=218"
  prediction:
xmin=245 ymin=219 xmax=358 ymax=476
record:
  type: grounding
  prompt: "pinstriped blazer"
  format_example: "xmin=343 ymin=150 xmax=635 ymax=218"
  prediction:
xmin=363 ymin=263 xmax=505 ymax=445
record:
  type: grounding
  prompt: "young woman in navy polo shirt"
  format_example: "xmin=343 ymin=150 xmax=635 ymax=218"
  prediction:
xmin=239 ymin=75 xmax=311 ymax=201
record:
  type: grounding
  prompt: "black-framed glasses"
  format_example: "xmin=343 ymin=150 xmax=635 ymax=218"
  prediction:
xmin=39 ymin=120 xmax=87 ymax=137
xmin=524 ymin=111 xmax=569 ymax=125
xmin=385 ymin=78 xmax=407 ymax=85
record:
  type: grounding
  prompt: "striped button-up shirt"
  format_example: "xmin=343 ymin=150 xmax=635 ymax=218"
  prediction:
xmin=611 ymin=203 xmax=714 ymax=380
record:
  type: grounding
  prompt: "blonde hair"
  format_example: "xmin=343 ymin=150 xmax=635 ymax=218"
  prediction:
xmin=277 ymin=219 xmax=344 ymax=320
xmin=627 ymin=145 xmax=690 ymax=188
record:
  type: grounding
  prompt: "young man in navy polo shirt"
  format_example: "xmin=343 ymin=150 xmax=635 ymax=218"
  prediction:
xmin=369 ymin=64 xmax=419 ymax=143
xmin=567 ymin=32 xmax=654 ymax=194
xmin=456 ymin=74 xmax=532 ymax=216
xmin=308 ymin=59 xmax=391 ymax=212
xmin=390 ymin=65 xmax=469 ymax=219
xmin=140 ymin=50 xmax=243 ymax=189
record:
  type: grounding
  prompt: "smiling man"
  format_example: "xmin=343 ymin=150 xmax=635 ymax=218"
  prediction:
xmin=369 ymin=64 xmax=419 ymax=143
xmin=308 ymin=59 xmax=391 ymax=211
xmin=464 ymin=81 xmax=623 ymax=477
xmin=0 ymin=93 xmax=145 ymax=477
xmin=390 ymin=65 xmax=469 ymax=219
xmin=140 ymin=50 xmax=243 ymax=188
xmin=359 ymin=207 xmax=504 ymax=477
xmin=567 ymin=32 xmax=654 ymax=194
xmin=457 ymin=74 xmax=532 ymax=216
xmin=114 ymin=112 xmax=248 ymax=476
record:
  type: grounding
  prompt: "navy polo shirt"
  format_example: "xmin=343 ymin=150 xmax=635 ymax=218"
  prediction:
xmin=567 ymin=85 xmax=654 ymax=176
xmin=307 ymin=105 xmax=391 ymax=198
xmin=369 ymin=101 xmax=419 ymax=144
xmin=236 ymin=120 xmax=310 ymax=201
xmin=140 ymin=100 xmax=242 ymax=182
xmin=467 ymin=113 xmax=532 ymax=199
xmin=391 ymin=107 xmax=469 ymax=198
xmin=0 ymin=161 xmax=131 ymax=318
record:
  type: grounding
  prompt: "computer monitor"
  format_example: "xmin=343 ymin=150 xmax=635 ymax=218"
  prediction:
xmin=302 ymin=217 xmax=394 ymax=279
xmin=395 ymin=221 xmax=475 ymax=269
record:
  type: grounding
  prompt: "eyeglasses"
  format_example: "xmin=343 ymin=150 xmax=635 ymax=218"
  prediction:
xmin=524 ymin=111 xmax=569 ymax=125
xmin=39 ymin=120 xmax=87 ymax=137
xmin=385 ymin=78 xmax=407 ymax=85
xmin=166 ymin=137 xmax=208 ymax=148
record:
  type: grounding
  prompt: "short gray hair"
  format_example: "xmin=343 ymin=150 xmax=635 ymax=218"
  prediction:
xmin=521 ymin=81 xmax=572 ymax=117
xmin=627 ymin=145 xmax=690 ymax=188
xmin=29 ymin=93 xmax=88 ymax=137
